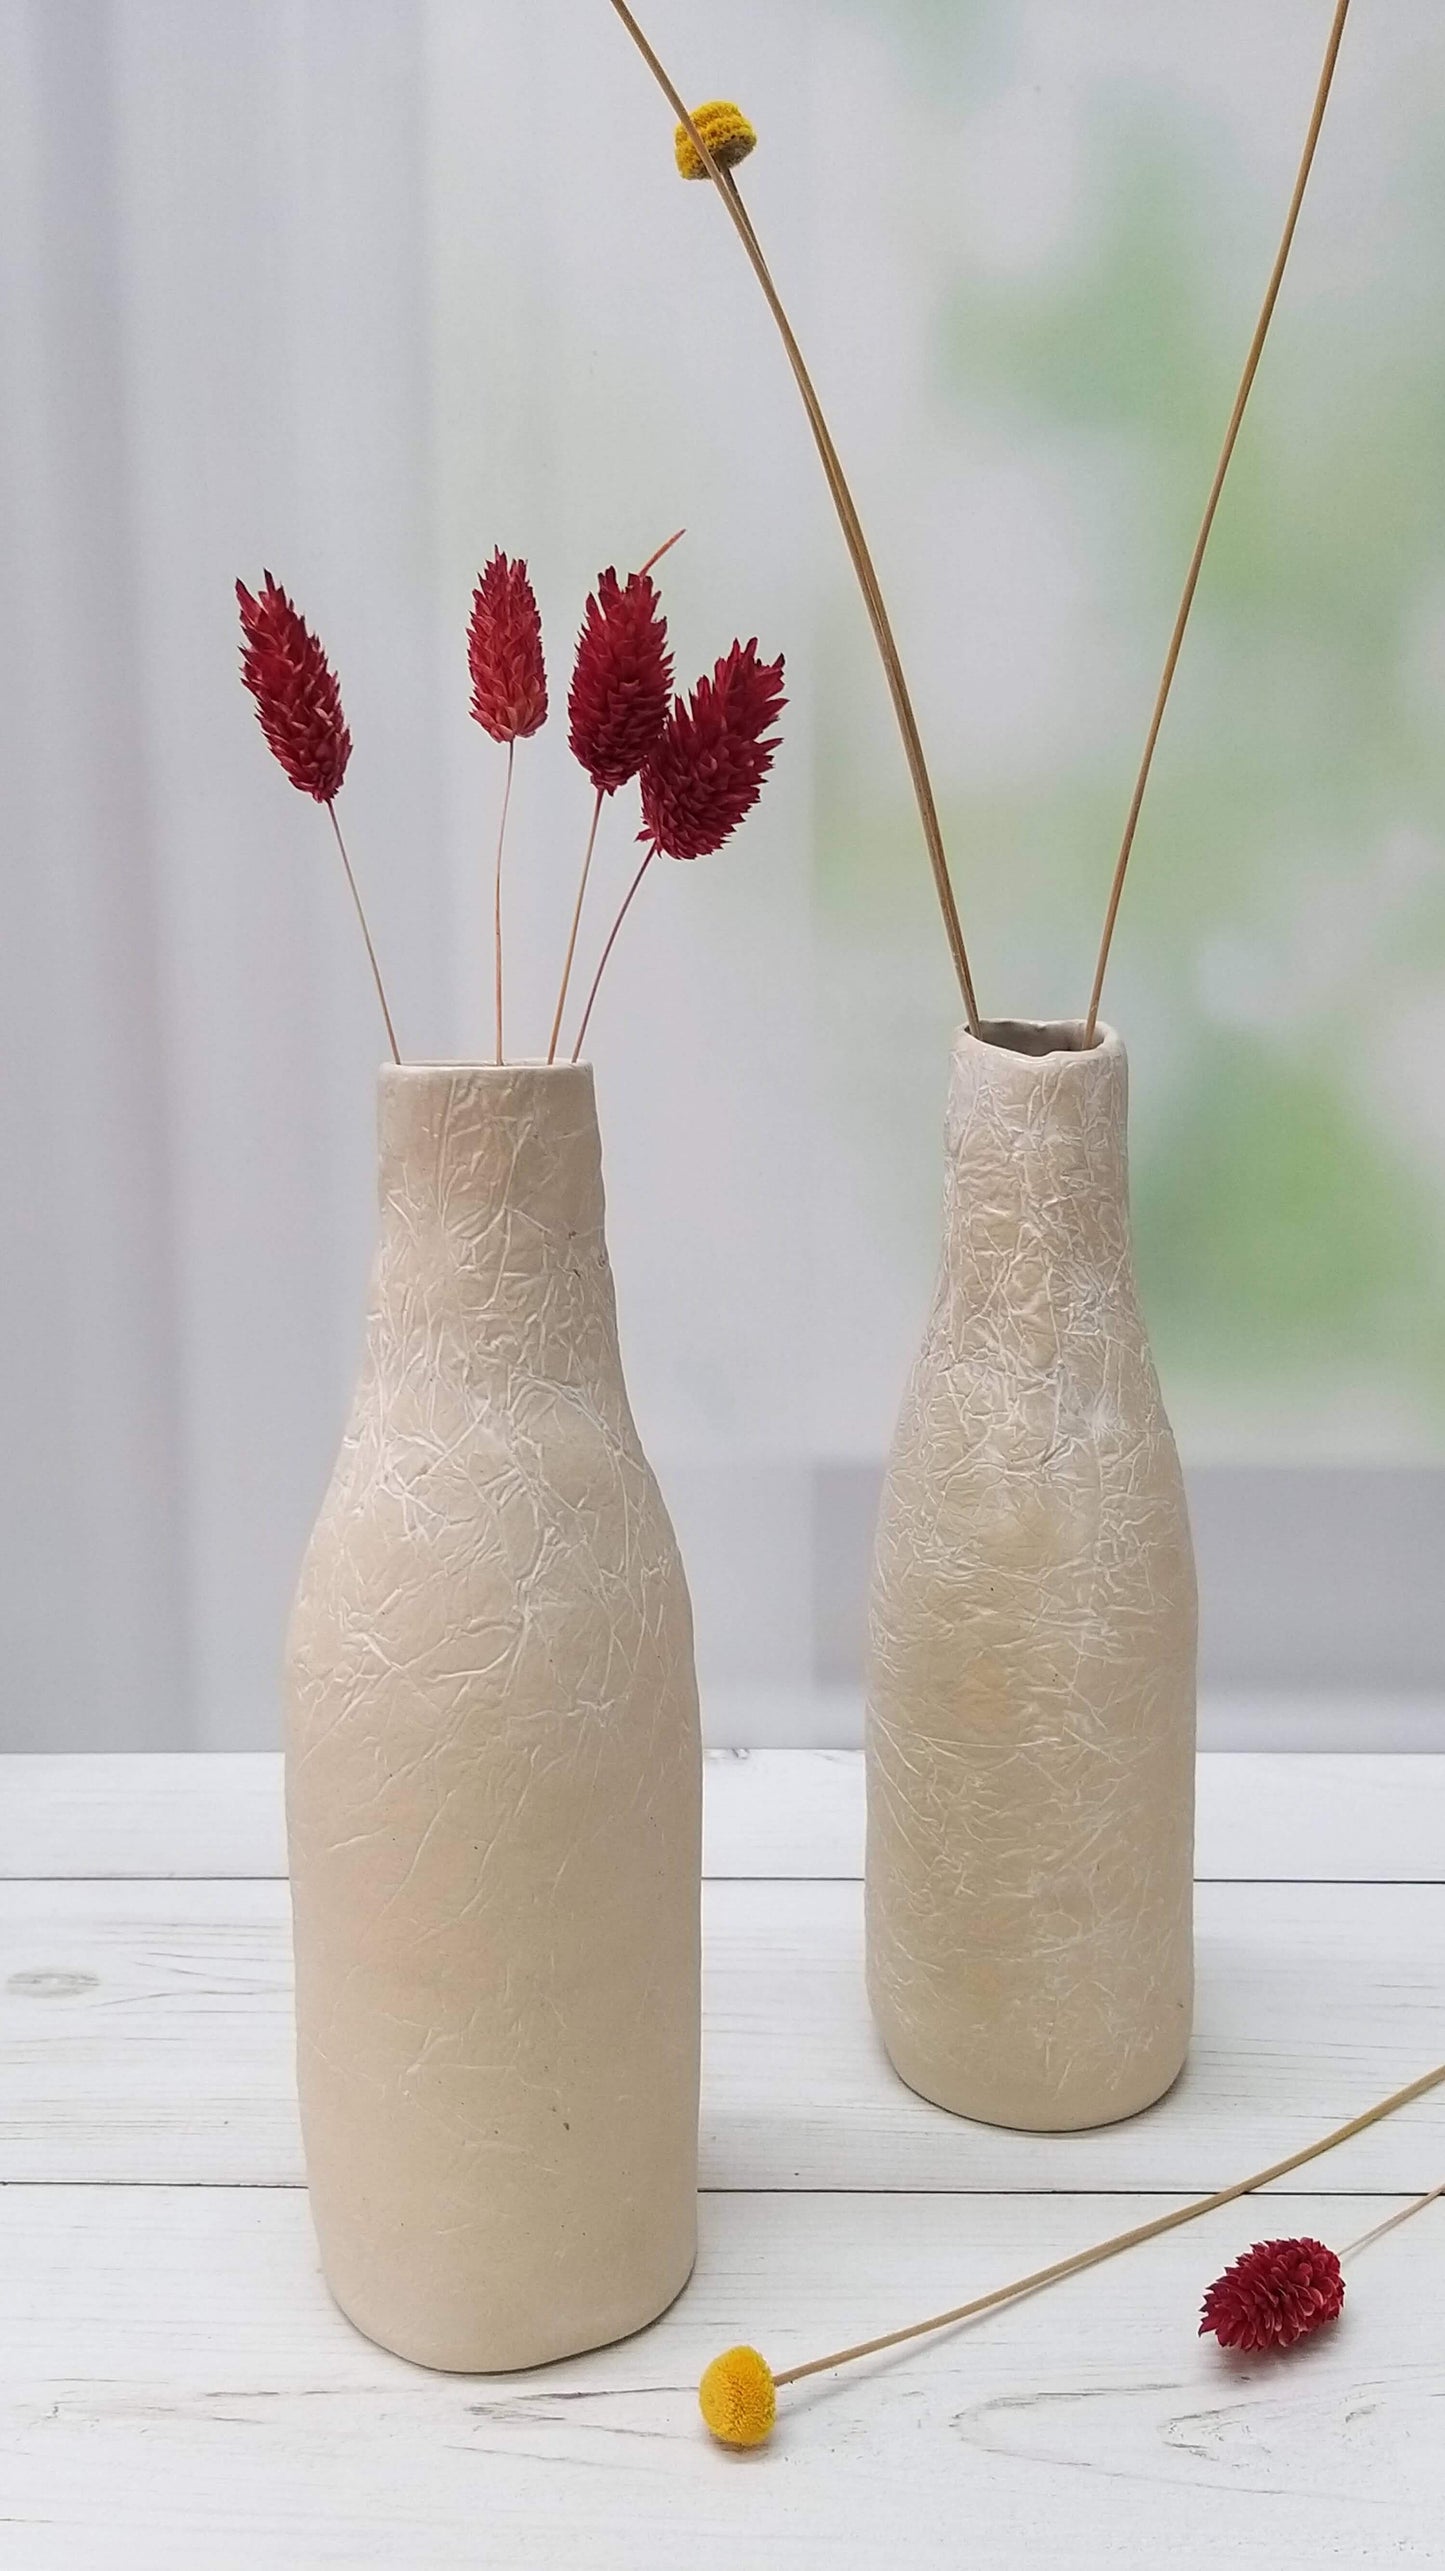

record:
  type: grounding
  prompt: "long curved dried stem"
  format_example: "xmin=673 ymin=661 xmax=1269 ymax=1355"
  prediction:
xmin=1084 ymin=0 xmax=1352 ymax=1044
xmin=607 ymin=0 xmax=980 ymax=1031
xmin=773 ymin=2051 xmax=1445 ymax=2392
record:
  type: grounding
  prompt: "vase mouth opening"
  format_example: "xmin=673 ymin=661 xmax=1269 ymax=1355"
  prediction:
xmin=963 ymin=1017 xmax=1117 ymax=1063
xmin=380 ymin=1058 xmax=595 ymax=1076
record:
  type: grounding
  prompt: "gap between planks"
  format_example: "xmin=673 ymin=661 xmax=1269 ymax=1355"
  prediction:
xmin=5 ymin=1877 xmax=1445 ymax=2193
xmin=5 ymin=1750 xmax=1444 ymax=1884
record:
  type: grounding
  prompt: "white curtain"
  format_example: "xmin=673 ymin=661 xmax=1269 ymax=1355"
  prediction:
xmin=3 ymin=1 xmax=1442 ymax=1749
xmin=0 ymin=0 xmax=820 ymax=1747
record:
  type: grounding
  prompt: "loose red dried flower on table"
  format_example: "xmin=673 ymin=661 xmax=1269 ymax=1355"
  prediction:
xmin=1199 ymin=2237 xmax=1345 ymax=2352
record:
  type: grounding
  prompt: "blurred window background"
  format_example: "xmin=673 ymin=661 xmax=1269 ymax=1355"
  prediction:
xmin=1 ymin=0 xmax=1442 ymax=1751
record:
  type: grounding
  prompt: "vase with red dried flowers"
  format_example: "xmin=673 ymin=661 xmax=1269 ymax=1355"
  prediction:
xmin=239 ymin=546 xmax=783 ymax=2369
xmin=611 ymin=0 xmax=1352 ymax=2130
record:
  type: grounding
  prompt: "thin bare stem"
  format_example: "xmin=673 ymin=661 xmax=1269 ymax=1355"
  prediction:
xmin=324 ymin=802 xmax=400 ymax=1065
xmin=638 ymin=526 xmax=686 ymax=578
xmin=549 ymin=787 xmax=605 ymax=1063
xmin=570 ymin=846 xmax=654 ymax=1062
xmin=1340 ymin=2177 xmax=1445 ymax=2263
xmin=606 ymin=0 xmax=979 ymax=1031
xmin=1084 ymin=0 xmax=1352 ymax=1045
xmin=492 ymin=738 xmax=515 ymax=1064
xmin=772 ymin=2053 xmax=1445 ymax=2390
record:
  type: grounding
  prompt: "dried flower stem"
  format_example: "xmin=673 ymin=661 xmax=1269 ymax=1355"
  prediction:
xmin=549 ymin=787 xmax=604 ymax=1063
xmin=771 ymin=2053 xmax=1445 ymax=2391
xmin=571 ymin=848 xmax=654 ymax=1062
xmin=1084 ymin=0 xmax=1352 ymax=1045
xmin=607 ymin=0 xmax=980 ymax=1031
xmin=549 ymin=528 xmax=685 ymax=1063
xmin=1339 ymin=2175 xmax=1445 ymax=2262
xmin=638 ymin=526 xmax=686 ymax=580
xmin=325 ymin=803 xmax=401 ymax=1064
xmin=492 ymin=738 xmax=515 ymax=1064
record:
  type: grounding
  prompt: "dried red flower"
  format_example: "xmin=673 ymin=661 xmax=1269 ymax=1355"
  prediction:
xmin=468 ymin=550 xmax=548 ymax=743
xmin=568 ymin=568 xmax=673 ymax=794
xmin=237 ymin=573 xmax=352 ymax=802
xmin=639 ymin=639 xmax=785 ymax=861
xmin=1199 ymin=2237 xmax=1345 ymax=2353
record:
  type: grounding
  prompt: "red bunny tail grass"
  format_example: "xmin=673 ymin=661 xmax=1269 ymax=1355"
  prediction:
xmin=468 ymin=550 xmax=548 ymax=742
xmin=568 ymin=568 xmax=673 ymax=793
xmin=235 ymin=574 xmax=397 ymax=1059
xmin=237 ymin=573 xmax=352 ymax=802
xmin=1199 ymin=2238 xmax=1345 ymax=2353
xmin=640 ymin=638 xmax=785 ymax=861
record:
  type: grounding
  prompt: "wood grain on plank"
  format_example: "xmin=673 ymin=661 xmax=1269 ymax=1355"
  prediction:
xmin=0 ymin=1754 xmax=289 ymax=1881
xmin=3 ymin=1748 xmax=1443 ymax=1884
xmin=4 ymin=1875 xmax=1445 ymax=2192
xmin=1 ymin=2184 xmax=1440 ymax=2571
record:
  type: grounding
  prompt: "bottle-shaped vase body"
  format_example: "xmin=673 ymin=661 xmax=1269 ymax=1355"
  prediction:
xmin=285 ymin=1063 xmax=701 ymax=2369
xmin=866 ymin=1021 xmax=1196 ymax=2132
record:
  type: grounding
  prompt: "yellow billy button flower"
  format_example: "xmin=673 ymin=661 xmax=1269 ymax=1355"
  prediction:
xmin=698 ymin=2344 xmax=777 ymax=2448
xmin=675 ymin=100 xmax=757 ymax=181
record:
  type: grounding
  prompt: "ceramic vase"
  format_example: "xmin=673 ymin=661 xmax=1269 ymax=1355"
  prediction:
xmin=865 ymin=1020 xmax=1196 ymax=2132
xmin=284 ymin=1062 xmax=701 ymax=2371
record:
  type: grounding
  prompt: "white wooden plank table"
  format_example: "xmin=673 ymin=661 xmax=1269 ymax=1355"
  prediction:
xmin=2 ymin=1751 xmax=1443 ymax=2567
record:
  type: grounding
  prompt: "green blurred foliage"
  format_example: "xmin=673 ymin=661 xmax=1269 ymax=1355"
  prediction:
xmin=816 ymin=9 xmax=1445 ymax=1448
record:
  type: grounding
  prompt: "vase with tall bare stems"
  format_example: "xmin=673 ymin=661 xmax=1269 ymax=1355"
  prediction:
xmin=239 ymin=547 xmax=784 ymax=2363
xmin=612 ymin=0 xmax=1351 ymax=2125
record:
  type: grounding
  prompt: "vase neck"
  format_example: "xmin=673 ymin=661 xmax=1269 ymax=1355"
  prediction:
xmin=372 ymin=1064 xmax=617 ymax=1380
xmin=934 ymin=1021 xmax=1136 ymax=1367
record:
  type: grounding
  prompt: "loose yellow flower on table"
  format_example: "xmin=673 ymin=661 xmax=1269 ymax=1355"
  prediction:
xmin=698 ymin=2345 xmax=777 ymax=2448
xmin=693 ymin=2066 xmax=1445 ymax=2450
xmin=674 ymin=99 xmax=756 ymax=181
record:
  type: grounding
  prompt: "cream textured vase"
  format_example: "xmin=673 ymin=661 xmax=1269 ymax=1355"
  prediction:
xmin=866 ymin=1020 xmax=1196 ymax=2133
xmin=284 ymin=1062 xmax=701 ymax=2371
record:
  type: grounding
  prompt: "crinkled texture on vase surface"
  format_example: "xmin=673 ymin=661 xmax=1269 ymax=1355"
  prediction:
xmin=866 ymin=1022 xmax=1197 ymax=2133
xmin=285 ymin=1064 xmax=701 ymax=2372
